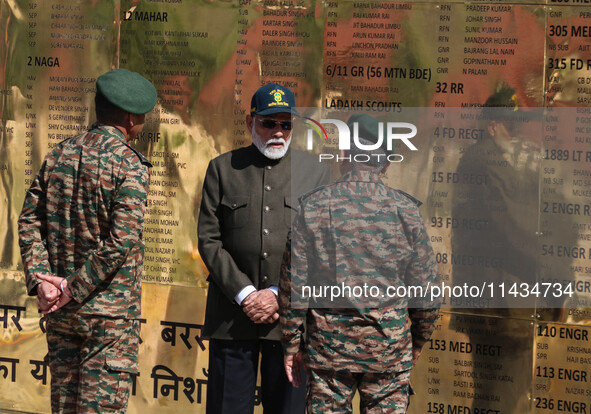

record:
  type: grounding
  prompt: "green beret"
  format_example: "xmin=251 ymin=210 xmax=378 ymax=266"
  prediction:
xmin=96 ymin=69 xmax=157 ymax=114
xmin=484 ymin=87 xmax=518 ymax=108
xmin=481 ymin=87 xmax=539 ymax=125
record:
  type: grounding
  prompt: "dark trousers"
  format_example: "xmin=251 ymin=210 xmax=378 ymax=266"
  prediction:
xmin=206 ymin=338 xmax=306 ymax=414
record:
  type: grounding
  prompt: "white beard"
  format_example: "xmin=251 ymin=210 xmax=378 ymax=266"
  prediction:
xmin=252 ymin=128 xmax=290 ymax=160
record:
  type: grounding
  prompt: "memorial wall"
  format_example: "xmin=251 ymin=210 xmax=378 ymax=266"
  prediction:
xmin=1 ymin=0 xmax=591 ymax=412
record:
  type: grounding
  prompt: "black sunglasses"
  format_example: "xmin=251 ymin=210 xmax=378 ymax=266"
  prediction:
xmin=257 ymin=118 xmax=292 ymax=131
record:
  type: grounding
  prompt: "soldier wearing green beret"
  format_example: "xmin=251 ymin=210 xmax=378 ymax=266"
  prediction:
xmin=279 ymin=113 xmax=439 ymax=413
xmin=19 ymin=68 xmax=157 ymax=413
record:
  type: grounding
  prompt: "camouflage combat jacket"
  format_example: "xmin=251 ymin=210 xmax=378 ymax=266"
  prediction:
xmin=279 ymin=170 xmax=439 ymax=373
xmin=18 ymin=123 xmax=150 ymax=319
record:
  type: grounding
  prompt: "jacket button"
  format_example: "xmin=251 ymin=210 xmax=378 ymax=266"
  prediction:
xmin=264 ymin=205 xmax=270 ymax=212
xmin=266 ymin=165 xmax=272 ymax=170
xmin=231 ymin=203 xmax=237 ymax=208
xmin=262 ymin=275 xmax=268 ymax=282
xmin=265 ymin=185 xmax=271 ymax=192
xmin=263 ymin=229 xmax=269 ymax=235
xmin=262 ymin=252 xmax=268 ymax=259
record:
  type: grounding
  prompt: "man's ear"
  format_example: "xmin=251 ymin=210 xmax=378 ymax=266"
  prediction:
xmin=246 ymin=114 xmax=254 ymax=132
xmin=338 ymin=149 xmax=351 ymax=174
xmin=487 ymin=120 xmax=497 ymax=137
xmin=122 ymin=112 xmax=132 ymax=128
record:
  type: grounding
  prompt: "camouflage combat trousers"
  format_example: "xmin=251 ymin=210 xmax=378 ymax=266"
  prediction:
xmin=307 ymin=369 xmax=411 ymax=414
xmin=46 ymin=312 xmax=140 ymax=414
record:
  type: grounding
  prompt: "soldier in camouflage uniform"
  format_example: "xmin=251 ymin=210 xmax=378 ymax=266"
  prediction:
xmin=18 ymin=69 xmax=157 ymax=413
xmin=279 ymin=114 xmax=440 ymax=413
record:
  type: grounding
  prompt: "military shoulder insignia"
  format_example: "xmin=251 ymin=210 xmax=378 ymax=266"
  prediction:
xmin=298 ymin=184 xmax=331 ymax=204
xmin=125 ymin=144 xmax=153 ymax=168
xmin=397 ymin=190 xmax=422 ymax=207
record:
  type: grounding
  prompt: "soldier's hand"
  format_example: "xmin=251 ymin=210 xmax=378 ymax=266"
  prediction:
xmin=242 ymin=289 xmax=279 ymax=324
xmin=37 ymin=281 xmax=60 ymax=312
xmin=35 ymin=273 xmax=73 ymax=314
xmin=284 ymin=351 xmax=304 ymax=387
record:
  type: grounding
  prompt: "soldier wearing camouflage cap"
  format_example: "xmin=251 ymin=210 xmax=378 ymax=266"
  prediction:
xmin=279 ymin=113 xmax=439 ymax=413
xmin=19 ymin=68 xmax=157 ymax=413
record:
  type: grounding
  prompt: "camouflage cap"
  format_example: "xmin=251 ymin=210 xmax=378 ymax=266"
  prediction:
xmin=96 ymin=69 xmax=157 ymax=114
xmin=347 ymin=113 xmax=393 ymax=154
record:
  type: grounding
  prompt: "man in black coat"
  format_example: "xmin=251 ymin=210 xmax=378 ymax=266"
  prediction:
xmin=198 ymin=83 xmax=331 ymax=413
